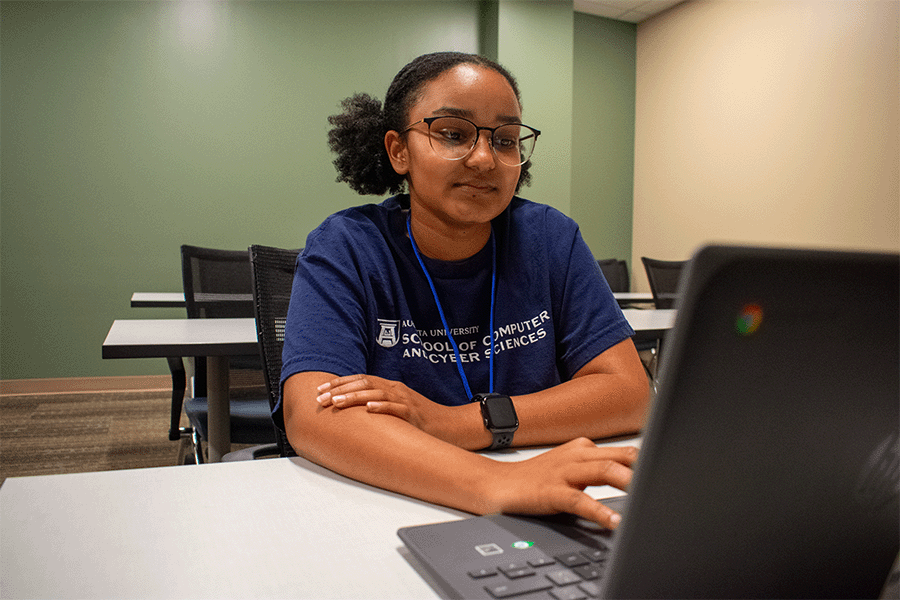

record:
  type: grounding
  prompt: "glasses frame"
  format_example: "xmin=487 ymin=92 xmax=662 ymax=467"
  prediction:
xmin=403 ymin=116 xmax=541 ymax=167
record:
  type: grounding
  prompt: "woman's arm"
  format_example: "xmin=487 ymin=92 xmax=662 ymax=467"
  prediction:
xmin=314 ymin=337 xmax=650 ymax=451
xmin=283 ymin=370 xmax=639 ymax=529
xmin=512 ymin=337 xmax=650 ymax=446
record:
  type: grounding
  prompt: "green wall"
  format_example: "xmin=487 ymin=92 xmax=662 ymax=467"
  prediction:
xmin=0 ymin=1 xmax=636 ymax=380
xmin=572 ymin=12 xmax=636 ymax=267
xmin=497 ymin=0 xmax=574 ymax=216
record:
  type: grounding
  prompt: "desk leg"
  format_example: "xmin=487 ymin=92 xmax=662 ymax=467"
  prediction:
xmin=206 ymin=356 xmax=231 ymax=462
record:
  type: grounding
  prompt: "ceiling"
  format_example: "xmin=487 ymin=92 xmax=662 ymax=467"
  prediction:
xmin=574 ymin=0 xmax=684 ymax=23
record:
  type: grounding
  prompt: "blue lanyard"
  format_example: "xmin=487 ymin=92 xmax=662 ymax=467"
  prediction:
xmin=406 ymin=214 xmax=496 ymax=399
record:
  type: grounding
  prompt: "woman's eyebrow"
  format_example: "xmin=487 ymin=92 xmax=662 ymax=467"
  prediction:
xmin=431 ymin=106 xmax=475 ymax=118
xmin=431 ymin=106 xmax=523 ymax=124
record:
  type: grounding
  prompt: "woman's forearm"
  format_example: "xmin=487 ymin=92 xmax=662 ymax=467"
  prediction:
xmin=433 ymin=338 xmax=650 ymax=449
xmin=302 ymin=338 xmax=649 ymax=455
xmin=284 ymin=371 xmax=504 ymax=515
xmin=284 ymin=371 xmax=638 ymax=529
xmin=512 ymin=362 xmax=649 ymax=446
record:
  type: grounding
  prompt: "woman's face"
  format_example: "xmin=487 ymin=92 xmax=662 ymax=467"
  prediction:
xmin=388 ymin=64 xmax=523 ymax=233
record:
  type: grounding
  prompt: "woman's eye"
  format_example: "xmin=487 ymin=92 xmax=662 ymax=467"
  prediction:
xmin=437 ymin=128 xmax=469 ymax=144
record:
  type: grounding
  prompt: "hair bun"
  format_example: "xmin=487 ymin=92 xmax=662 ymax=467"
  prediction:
xmin=328 ymin=93 xmax=405 ymax=196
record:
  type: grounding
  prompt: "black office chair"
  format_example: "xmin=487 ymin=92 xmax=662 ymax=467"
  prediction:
xmin=596 ymin=257 xmax=658 ymax=384
xmin=636 ymin=256 xmax=686 ymax=385
xmin=170 ymin=245 xmax=277 ymax=464
xmin=640 ymin=257 xmax=686 ymax=309
xmin=596 ymin=258 xmax=630 ymax=293
xmin=243 ymin=244 xmax=301 ymax=458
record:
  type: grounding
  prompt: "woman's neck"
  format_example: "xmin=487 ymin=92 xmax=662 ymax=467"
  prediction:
xmin=408 ymin=213 xmax=491 ymax=262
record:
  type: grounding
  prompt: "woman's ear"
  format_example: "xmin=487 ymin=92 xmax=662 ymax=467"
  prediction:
xmin=385 ymin=130 xmax=409 ymax=175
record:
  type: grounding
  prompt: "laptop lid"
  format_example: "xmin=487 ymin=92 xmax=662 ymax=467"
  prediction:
xmin=601 ymin=245 xmax=899 ymax=598
xmin=398 ymin=245 xmax=899 ymax=599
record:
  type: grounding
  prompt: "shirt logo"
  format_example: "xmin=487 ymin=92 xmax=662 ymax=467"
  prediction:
xmin=376 ymin=319 xmax=400 ymax=348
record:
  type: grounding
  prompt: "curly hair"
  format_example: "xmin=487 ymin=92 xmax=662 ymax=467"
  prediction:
xmin=327 ymin=52 xmax=533 ymax=198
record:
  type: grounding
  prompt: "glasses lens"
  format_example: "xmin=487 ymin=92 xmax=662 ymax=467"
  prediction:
xmin=492 ymin=124 xmax=537 ymax=167
xmin=425 ymin=117 xmax=538 ymax=166
xmin=427 ymin=117 xmax=478 ymax=160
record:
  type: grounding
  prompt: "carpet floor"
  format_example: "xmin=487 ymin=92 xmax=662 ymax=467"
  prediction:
xmin=2 ymin=389 xmax=196 ymax=486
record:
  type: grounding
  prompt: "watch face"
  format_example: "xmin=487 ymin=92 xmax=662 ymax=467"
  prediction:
xmin=484 ymin=396 xmax=517 ymax=429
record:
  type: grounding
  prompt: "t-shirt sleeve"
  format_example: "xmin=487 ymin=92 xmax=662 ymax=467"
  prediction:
xmin=274 ymin=218 xmax=371 ymax=428
xmin=551 ymin=220 xmax=634 ymax=381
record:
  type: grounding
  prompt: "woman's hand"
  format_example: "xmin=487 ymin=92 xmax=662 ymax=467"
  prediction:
xmin=487 ymin=438 xmax=638 ymax=530
xmin=316 ymin=374 xmax=457 ymax=439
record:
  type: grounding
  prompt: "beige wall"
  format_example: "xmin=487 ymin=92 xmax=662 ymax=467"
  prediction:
xmin=632 ymin=0 xmax=899 ymax=290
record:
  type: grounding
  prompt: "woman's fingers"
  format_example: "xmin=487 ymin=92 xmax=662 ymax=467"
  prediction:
xmin=559 ymin=456 xmax=634 ymax=492
xmin=316 ymin=374 xmax=376 ymax=407
xmin=365 ymin=401 xmax=411 ymax=420
xmin=493 ymin=440 xmax=639 ymax=529
xmin=571 ymin=494 xmax=626 ymax=530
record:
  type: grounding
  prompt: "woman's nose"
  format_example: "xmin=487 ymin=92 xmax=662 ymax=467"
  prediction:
xmin=464 ymin=132 xmax=496 ymax=169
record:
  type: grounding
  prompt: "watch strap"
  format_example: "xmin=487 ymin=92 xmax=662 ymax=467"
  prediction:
xmin=489 ymin=430 xmax=515 ymax=450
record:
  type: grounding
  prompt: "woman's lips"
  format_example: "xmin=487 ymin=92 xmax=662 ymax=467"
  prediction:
xmin=455 ymin=181 xmax=495 ymax=192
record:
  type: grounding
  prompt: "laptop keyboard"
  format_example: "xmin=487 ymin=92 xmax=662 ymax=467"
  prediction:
xmin=468 ymin=544 xmax=610 ymax=599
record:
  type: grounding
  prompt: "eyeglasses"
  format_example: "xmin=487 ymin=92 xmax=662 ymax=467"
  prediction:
xmin=403 ymin=116 xmax=540 ymax=167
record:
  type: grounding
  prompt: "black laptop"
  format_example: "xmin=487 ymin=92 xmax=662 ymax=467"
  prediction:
xmin=398 ymin=245 xmax=900 ymax=599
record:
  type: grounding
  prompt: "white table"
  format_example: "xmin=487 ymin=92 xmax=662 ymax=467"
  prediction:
xmin=138 ymin=292 xmax=662 ymax=308
xmin=0 ymin=438 xmax=639 ymax=600
xmin=101 ymin=312 xmax=674 ymax=462
xmin=130 ymin=292 xmax=186 ymax=308
xmin=612 ymin=292 xmax=654 ymax=305
xmin=103 ymin=318 xmax=258 ymax=462
xmin=621 ymin=308 xmax=675 ymax=339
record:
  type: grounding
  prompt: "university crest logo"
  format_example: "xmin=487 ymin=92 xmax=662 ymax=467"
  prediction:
xmin=376 ymin=319 xmax=400 ymax=348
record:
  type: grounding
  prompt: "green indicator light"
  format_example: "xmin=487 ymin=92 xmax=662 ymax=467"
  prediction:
xmin=512 ymin=541 xmax=534 ymax=549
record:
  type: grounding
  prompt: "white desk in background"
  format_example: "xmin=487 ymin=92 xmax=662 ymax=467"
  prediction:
xmin=101 ymin=311 xmax=674 ymax=462
xmin=130 ymin=292 xmax=252 ymax=309
xmin=0 ymin=437 xmax=639 ymax=600
xmin=102 ymin=318 xmax=257 ymax=462
xmin=135 ymin=291 xmax=659 ymax=309
xmin=621 ymin=308 xmax=675 ymax=340
xmin=130 ymin=292 xmax=186 ymax=308
xmin=612 ymin=292 xmax=654 ymax=306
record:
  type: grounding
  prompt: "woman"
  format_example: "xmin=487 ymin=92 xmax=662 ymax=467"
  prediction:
xmin=277 ymin=52 xmax=649 ymax=529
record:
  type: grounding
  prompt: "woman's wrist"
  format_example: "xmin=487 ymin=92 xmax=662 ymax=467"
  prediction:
xmin=432 ymin=402 xmax=493 ymax=450
xmin=465 ymin=455 xmax=513 ymax=515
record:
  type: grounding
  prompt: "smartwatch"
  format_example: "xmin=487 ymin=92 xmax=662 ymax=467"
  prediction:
xmin=473 ymin=393 xmax=518 ymax=450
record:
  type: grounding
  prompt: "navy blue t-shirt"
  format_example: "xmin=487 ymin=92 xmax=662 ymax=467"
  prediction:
xmin=275 ymin=195 xmax=633 ymax=428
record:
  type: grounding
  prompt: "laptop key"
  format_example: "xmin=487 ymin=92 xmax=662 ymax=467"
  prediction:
xmin=546 ymin=569 xmax=582 ymax=586
xmin=484 ymin=578 xmax=554 ymax=598
xmin=580 ymin=548 xmax=608 ymax=562
xmin=498 ymin=563 xmax=535 ymax=579
xmin=578 ymin=581 xmax=602 ymax=597
xmin=572 ymin=564 xmax=601 ymax=580
xmin=550 ymin=585 xmax=589 ymax=600
xmin=527 ymin=556 xmax=556 ymax=568
xmin=554 ymin=552 xmax=589 ymax=568
xmin=468 ymin=567 xmax=498 ymax=579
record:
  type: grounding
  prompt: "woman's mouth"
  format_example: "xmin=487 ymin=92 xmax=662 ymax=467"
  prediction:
xmin=455 ymin=181 xmax=495 ymax=193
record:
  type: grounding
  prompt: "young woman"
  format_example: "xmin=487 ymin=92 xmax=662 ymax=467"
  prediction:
xmin=277 ymin=52 xmax=649 ymax=529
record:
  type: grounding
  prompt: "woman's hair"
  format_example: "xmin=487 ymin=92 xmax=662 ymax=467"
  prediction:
xmin=327 ymin=51 xmax=533 ymax=197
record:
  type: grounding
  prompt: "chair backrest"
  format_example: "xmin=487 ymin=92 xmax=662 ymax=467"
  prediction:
xmin=181 ymin=244 xmax=261 ymax=397
xmin=181 ymin=244 xmax=256 ymax=319
xmin=249 ymin=244 xmax=302 ymax=458
xmin=596 ymin=258 xmax=630 ymax=293
xmin=640 ymin=257 xmax=687 ymax=309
